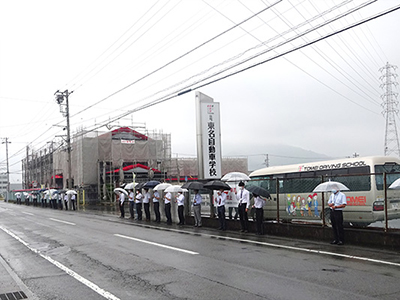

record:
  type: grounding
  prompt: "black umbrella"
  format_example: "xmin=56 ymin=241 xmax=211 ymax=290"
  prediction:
xmin=182 ymin=181 xmax=204 ymax=190
xmin=143 ymin=180 xmax=161 ymax=188
xmin=203 ymin=180 xmax=231 ymax=190
xmin=135 ymin=182 xmax=146 ymax=190
xmin=246 ymin=185 xmax=271 ymax=199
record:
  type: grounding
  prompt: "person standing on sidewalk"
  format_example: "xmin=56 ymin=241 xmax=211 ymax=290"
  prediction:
xmin=164 ymin=191 xmax=172 ymax=225
xmin=128 ymin=189 xmax=135 ymax=219
xmin=253 ymin=194 xmax=266 ymax=235
xmin=135 ymin=189 xmax=143 ymax=220
xmin=143 ymin=188 xmax=151 ymax=221
xmin=216 ymin=189 xmax=227 ymax=231
xmin=152 ymin=190 xmax=161 ymax=223
xmin=237 ymin=181 xmax=250 ymax=233
xmin=193 ymin=190 xmax=202 ymax=227
xmin=118 ymin=192 xmax=125 ymax=218
xmin=328 ymin=187 xmax=347 ymax=245
xmin=176 ymin=191 xmax=185 ymax=225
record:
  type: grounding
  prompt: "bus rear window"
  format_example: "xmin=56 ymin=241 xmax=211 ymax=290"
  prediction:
xmin=375 ymin=164 xmax=400 ymax=190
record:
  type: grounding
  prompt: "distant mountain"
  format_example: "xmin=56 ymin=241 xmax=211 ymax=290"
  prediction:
xmin=223 ymin=143 xmax=331 ymax=172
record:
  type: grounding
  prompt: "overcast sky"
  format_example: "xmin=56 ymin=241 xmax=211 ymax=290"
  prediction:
xmin=1 ymin=0 xmax=400 ymax=182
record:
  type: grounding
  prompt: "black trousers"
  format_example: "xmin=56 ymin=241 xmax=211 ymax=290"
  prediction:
xmin=178 ymin=205 xmax=185 ymax=224
xmin=154 ymin=202 xmax=160 ymax=222
xmin=144 ymin=203 xmax=150 ymax=220
xmin=330 ymin=209 xmax=344 ymax=242
xmin=255 ymin=208 xmax=264 ymax=234
xmin=217 ymin=205 xmax=226 ymax=230
xmin=71 ymin=200 xmax=76 ymax=211
xmin=165 ymin=203 xmax=172 ymax=224
xmin=129 ymin=201 xmax=135 ymax=218
xmin=136 ymin=203 xmax=142 ymax=220
xmin=238 ymin=203 xmax=248 ymax=231
xmin=120 ymin=202 xmax=125 ymax=218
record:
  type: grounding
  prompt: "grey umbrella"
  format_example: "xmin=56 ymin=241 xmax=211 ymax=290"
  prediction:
xmin=203 ymin=180 xmax=231 ymax=190
xmin=143 ymin=180 xmax=161 ymax=188
xmin=246 ymin=185 xmax=271 ymax=199
xmin=182 ymin=181 xmax=204 ymax=190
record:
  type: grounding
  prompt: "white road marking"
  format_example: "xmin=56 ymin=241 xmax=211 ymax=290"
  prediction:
xmin=49 ymin=218 xmax=76 ymax=226
xmin=22 ymin=212 xmax=34 ymax=216
xmin=0 ymin=225 xmax=120 ymax=300
xmin=207 ymin=234 xmax=400 ymax=268
xmin=114 ymin=234 xmax=199 ymax=255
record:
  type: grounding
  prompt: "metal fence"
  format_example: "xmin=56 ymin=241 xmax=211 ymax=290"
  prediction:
xmin=248 ymin=171 xmax=400 ymax=231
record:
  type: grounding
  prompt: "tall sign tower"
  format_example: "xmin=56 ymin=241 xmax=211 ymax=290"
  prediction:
xmin=380 ymin=62 xmax=400 ymax=157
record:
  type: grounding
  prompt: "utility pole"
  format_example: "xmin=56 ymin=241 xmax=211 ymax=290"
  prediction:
xmin=380 ymin=62 xmax=400 ymax=157
xmin=2 ymin=138 xmax=11 ymax=202
xmin=55 ymin=90 xmax=73 ymax=190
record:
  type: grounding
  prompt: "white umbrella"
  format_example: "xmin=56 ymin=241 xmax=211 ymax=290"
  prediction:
xmin=114 ymin=187 xmax=128 ymax=195
xmin=125 ymin=182 xmax=137 ymax=190
xmin=389 ymin=178 xmax=400 ymax=189
xmin=313 ymin=181 xmax=349 ymax=192
xmin=221 ymin=171 xmax=250 ymax=182
xmin=66 ymin=190 xmax=77 ymax=195
xmin=164 ymin=185 xmax=184 ymax=193
xmin=153 ymin=183 xmax=172 ymax=191
xmin=23 ymin=192 xmax=29 ymax=197
xmin=15 ymin=192 xmax=21 ymax=197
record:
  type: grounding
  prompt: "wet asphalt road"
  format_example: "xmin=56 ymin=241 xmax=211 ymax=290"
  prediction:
xmin=0 ymin=201 xmax=399 ymax=300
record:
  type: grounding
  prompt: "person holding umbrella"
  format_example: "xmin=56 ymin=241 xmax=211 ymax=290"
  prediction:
xmin=328 ymin=186 xmax=347 ymax=245
xmin=128 ymin=189 xmax=135 ymax=219
xmin=135 ymin=189 xmax=143 ymax=221
xmin=237 ymin=181 xmax=250 ymax=233
xmin=118 ymin=192 xmax=125 ymax=218
xmin=253 ymin=193 xmax=266 ymax=235
xmin=164 ymin=191 xmax=172 ymax=225
xmin=216 ymin=189 xmax=227 ymax=231
xmin=143 ymin=188 xmax=151 ymax=221
xmin=152 ymin=189 xmax=161 ymax=223
xmin=176 ymin=191 xmax=185 ymax=225
xmin=193 ymin=190 xmax=202 ymax=227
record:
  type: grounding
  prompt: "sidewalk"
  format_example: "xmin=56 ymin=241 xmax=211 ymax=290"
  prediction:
xmin=0 ymin=254 xmax=36 ymax=300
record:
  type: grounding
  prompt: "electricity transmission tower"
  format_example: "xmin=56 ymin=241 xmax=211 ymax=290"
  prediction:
xmin=380 ymin=62 xmax=400 ymax=157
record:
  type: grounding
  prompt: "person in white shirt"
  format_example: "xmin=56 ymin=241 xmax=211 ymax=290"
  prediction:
xmin=118 ymin=192 xmax=125 ymax=218
xmin=128 ymin=189 xmax=135 ymax=219
xmin=64 ymin=193 xmax=69 ymax=210
xmin=143 ymin=188 xmax=151 ymax=221
xmin=216 ymin=189 xmax=227 ymax=231
xmin=164 ymin=191 xmax=172 ymax=225
xmin=176 ymin=191 xmax=185 ymax=225
xmin=71 ymin=193 xmax=76 ymax=211
xmin=193 ymin=190 xmax=202 ymax=227
xmin=253 ymin=194 xmax=266 ymax=235
xmin=135 ymin=189 xmax=143 ymax=220
xmin=153 ymin=190 xmax=161 ymax=223
xmin=328 ymin=187 xmax=347 ymax=245
xmin=236 ymin=181 xmax=250 ymax=233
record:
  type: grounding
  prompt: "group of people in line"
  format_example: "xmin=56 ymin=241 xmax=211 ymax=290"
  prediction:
xmin=14 ymin=192 xmax=77 ymax=211
xmin=116 ymin=181 xmax=268 ymax=235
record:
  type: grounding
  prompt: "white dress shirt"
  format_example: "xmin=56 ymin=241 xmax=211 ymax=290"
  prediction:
xmin=237 ymin=187 xmax=250 ymax=209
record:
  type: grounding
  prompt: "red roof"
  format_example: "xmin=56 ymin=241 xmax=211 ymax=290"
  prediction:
xmin=111 ymin=127 xmax=149 ymax=140
xmin=107 ymin=163 xmax=161 ymax=174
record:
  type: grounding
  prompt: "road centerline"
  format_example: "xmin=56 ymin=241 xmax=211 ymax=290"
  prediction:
xmin=114 ymin=234 xmax=199 ymax=255
xmin=49 ymin=218 xmax=76 ymax=226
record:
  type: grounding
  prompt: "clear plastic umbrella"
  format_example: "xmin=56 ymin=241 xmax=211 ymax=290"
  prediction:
xmin=221 ymin=172 xmax=250 ymax=182
xmin=164 ymin=185 xmax=184 ymax=193
xmin=313 ymin=181 xmax=349 ymax=192
xmin=125 ymin=182 xmax=137 ymax=190
xmin=113 ymin=187 xmax=128 ymax=195
xmin=389 ymin=178 xmax=400 ymax=189
xmin=153 ymin=183 xmax=172 ymax=191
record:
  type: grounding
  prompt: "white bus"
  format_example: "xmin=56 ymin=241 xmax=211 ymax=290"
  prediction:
xmin=249 ymin=156 xmax=400 ymax=227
